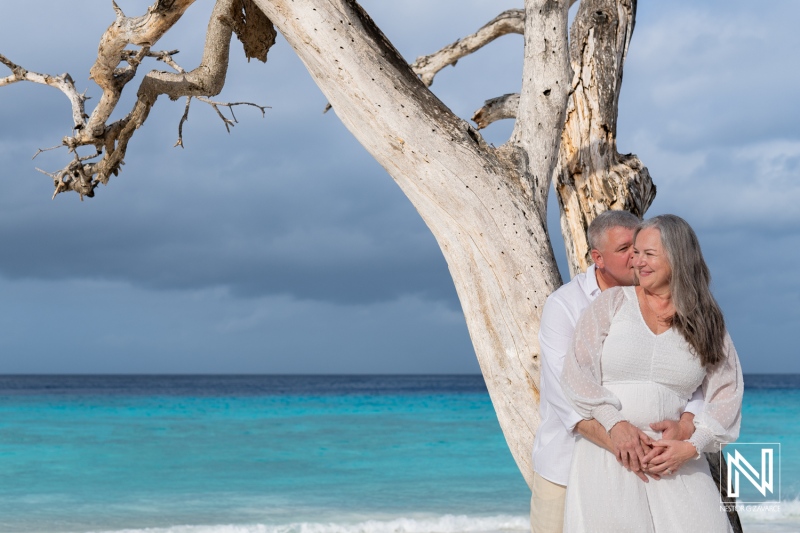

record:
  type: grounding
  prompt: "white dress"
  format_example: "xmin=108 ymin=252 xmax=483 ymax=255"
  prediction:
xmin=560 ymin=286 xmax=743 ymax=533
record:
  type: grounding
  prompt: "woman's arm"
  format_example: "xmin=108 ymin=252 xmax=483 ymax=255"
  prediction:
xmin=560 ymin=287 xmax=625 ymax=425
xmin=561 ymin=287 xmax=652 ymax=473
xmin=688 ymin=333 xmax=744 ymax=453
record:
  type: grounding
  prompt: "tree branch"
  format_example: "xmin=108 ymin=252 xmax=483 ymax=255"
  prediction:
xmin=508 ymin=0 xmax=572 ymax=216
xmin=326 ymin=8 xmax=527 ymax=114
xmin=409 ymin=0 xmax=578 ymax=91
xmin=174 ymin=96 xmax=192 ymax=147
xmin=86 ymin=0 xmax=241 ymax=189
xmin=122 ymin=48 xmax=185 ymax=72
xmin=196 ymin=96 xmax=269 ymax=132
xmin=0 ymin=53 xmax=88 ymax=131
xmin=1 ymin=0 xmax=275 ymax=199
xmin=472 ymin=93 xmax=520 ymax=129
xmin=83 ymin=0 xmax=198 ymax=138
xmin=410 ymin=9 xmax=524 ymax=87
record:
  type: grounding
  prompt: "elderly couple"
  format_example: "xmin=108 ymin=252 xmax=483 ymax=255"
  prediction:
xmin=530 ymin=212 xmax=743 ymax=533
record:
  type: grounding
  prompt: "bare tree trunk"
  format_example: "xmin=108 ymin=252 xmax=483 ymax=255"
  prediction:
xmin=4 ymin=10 xmax=739 ymax=527
xmin=554 ymin=0 xmax=655 ymax=278
xmin=255 ymin=0 xmax=574 ymax=487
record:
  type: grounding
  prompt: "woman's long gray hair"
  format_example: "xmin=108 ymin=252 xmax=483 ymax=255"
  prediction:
xmin=635 ymin=215 xmax=726 ymax=367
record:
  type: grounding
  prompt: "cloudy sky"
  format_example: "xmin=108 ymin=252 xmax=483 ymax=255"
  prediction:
xmin=0 ymin=0 xmax=797 ymax=374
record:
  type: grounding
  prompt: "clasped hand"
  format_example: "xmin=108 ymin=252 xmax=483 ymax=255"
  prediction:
xmin=608 ymin=418 xmax=696 ymax=482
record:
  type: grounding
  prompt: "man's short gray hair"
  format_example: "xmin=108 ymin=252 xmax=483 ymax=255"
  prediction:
xmin=587 ymin=210 xmax=640 ymax=251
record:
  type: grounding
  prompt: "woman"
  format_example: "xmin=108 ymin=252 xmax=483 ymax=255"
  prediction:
xmin=560 ymin=214 xmax=743 ymax=532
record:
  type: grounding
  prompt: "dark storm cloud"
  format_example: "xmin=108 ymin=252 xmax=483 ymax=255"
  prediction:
xmin=0 ymin=0 xmax=798 ymax=373
xmin=0 ymin=276 xmax=478 ymax=374
xmin=0 ymin=116 xmax=459 ymax=304
xmin=0 ymin=0 xmax=522 ymax=308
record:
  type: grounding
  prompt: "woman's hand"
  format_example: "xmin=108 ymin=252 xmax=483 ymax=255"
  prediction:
xmin=643 ymin=440 xmax=698 ymax=476
xmin=608 ymin=421 xmax=652 ymax=473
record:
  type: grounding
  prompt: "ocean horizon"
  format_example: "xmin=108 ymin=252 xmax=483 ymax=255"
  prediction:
xmin=0 ymin=374 xmax=797 ymax=533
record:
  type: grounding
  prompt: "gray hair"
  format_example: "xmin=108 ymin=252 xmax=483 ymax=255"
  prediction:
xmin=635 ymin=214 xmax=726 ymax=367
xmin=587 ymin=210 xmax=640 ymax=251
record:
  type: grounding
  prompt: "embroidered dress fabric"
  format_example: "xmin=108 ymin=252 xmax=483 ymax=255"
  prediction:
xmin=560 ymin=286 xmax=743 ymax=533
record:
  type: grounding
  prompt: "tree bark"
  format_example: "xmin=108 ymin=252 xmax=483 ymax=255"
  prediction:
xmin=254 ymin=0 xmax=575 ymax=487
xmin=554 ymin=0 xmax=655 ymax=278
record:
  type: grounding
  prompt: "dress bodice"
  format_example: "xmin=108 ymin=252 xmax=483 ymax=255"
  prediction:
xmin=601 ymin=286 xmax=706 ymax=402
xmin=561 ymin=285 xmax=743 ymax=454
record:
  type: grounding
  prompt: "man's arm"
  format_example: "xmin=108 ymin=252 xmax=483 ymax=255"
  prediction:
xmin=538 ymin=298 xmax=586 ymax=435
xmin=684 ymin=386 xmax=704 ymax=417
xmin=574 ymin=419 xmax=613 ymax=452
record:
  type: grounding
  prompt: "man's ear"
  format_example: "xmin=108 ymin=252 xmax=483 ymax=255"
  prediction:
xmin=590 ymin=249 xmax=603 ymax=268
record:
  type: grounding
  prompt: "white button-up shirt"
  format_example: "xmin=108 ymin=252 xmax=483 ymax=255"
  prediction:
xmin=532 ymin=265 xmax=602 ymax=485
xmin=532 ymin=265 xmax=704 ymax=485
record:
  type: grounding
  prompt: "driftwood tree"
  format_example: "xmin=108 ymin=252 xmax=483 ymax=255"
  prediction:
xmin=0 ymin=0 xmax=653 ymax=483
xmin=4 ymin=3 xmax=739 ymax=528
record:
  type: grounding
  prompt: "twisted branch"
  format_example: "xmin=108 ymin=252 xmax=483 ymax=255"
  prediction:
xmin=1 ymin=0 xmax=275 ymax=200
xmin=554 ymin=0 xmax=656 ymax=276
xmin=410 ymin=9 xmax=524 ymax=87
xmin=83 ymin=0 xmax=198 ymax=138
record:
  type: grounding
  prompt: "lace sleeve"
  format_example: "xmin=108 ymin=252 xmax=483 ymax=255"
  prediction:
xmin=688 ymin=333 xmax=744 ymax=453
xmin=561 ymin=287 xmax=627 ymax=431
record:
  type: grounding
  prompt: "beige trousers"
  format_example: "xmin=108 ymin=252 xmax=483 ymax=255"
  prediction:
xmin=530 ymin=472 xmax=567 ymax=533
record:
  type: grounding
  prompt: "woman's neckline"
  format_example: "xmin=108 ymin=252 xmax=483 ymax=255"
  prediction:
xmin=632 ymin=285 xmax=673 ymax=337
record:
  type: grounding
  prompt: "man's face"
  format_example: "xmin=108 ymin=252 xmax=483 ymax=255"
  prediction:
xmin=594 ymin=226 xmax=635 ymax=287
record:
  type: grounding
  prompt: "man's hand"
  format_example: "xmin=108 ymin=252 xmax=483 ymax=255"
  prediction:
xmin=650 ymin=413 xmax=695 ymax=441
xmin=608 ymin=421 xmax=652 ymax=474
xmin=643 ymin=413 xmax=696 ymax=469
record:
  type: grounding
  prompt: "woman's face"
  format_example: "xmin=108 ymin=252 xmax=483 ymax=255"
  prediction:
xmin=633 ymin=227 xmax=672 ymax=293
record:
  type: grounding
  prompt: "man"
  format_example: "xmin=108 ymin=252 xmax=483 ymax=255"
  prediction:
xmin=530 ymin=210 xmax=703 ymax=533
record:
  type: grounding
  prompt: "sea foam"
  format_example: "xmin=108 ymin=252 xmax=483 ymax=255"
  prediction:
xmin=739 ymin=497 xmax=800 ymax=519
xmin=88 ymin=514 xmax=530 ymax=533
xmin=85 ymin=504 xmax=800 ymax=533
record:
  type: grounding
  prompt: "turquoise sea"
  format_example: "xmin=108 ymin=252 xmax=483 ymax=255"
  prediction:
xmin=0 ymin=374 xmax=797 ymax=533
